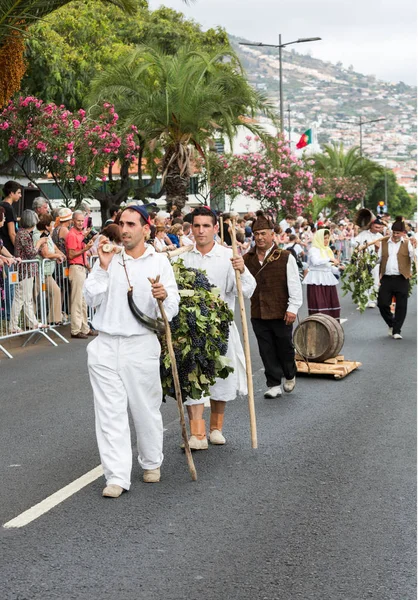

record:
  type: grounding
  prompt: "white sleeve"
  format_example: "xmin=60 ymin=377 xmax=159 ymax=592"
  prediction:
xmin=309 ymin=247 xmax=332 ymax=266
xmin=83 ymin=261 xmax=110 ymax=307
xmin=159 ymin=256 xmax=180 ymax=322
xmin=286 ymin=254 xmax=303 ymax=314
xmin=408 ymin=241 xmax=417 ymax=261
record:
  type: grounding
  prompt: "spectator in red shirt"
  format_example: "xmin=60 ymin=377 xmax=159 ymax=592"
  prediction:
xmin=65 ymin=210 xmax=96 ymax=339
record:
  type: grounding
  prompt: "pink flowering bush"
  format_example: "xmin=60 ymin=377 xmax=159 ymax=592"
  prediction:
xmin=0 ymin=97 xmax=139 ymax=204
xmin=210 ymin=135 xmax=315 ymax=216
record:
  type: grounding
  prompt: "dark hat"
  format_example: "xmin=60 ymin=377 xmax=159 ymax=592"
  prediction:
xmin=123 ymin=204 xmax=151 ymax=225
xmin=251 ymin=210 xmax=274 ymax=232
xmin=392 ymin=216 xmax=406 ymax=232
xmin=372 ymin=217 xmax=384 ymax=225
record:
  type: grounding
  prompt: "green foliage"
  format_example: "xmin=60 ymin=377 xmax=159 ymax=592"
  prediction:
xmin=89 ymin=44 xmax=274 ymax=208
xmin=22 ymin=3 xmax=229 ymax=111
xmin=341 ymin=248 xmax=379 ymax=312
xmin=0 ymin=0 xmax=136 ymax=46
xmin=365 ymin=169 xmax=416 ymax=218
xmin=160 ymin=260 xmax=234 ymax=401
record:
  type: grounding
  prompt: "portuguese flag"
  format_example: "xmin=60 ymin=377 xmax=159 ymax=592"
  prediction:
xmin=296 ymin=129 xmax=312 ymax=149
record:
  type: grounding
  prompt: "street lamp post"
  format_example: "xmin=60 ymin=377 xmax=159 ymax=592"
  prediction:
xmin=335 ymin=116 xmax=386 ymax=156
xmin=240 ymin=35 xmax=321 ymax=133
xmin=335 ymin=116 xmax=387 ymax=208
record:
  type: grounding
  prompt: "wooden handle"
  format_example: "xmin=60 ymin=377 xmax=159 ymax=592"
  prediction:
xmin=230 ymin=217 xmax=258 ymax=449
xmin=220 ymin=216 xmax=224 ymax=245
xmin=355 ymin=235 xmax=390 ymax=252
xmin=149 ymin=276 xmax=197 ymax=481
xmin=165 ymin=245 xmax=193 ymax=259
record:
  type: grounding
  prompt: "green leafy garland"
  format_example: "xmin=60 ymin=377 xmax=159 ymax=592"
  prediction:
xmin=341 ymin=249 xmax=379 ymax=312
xmin=160 ymin=259 xmax=234 ymax=401
xmin=409 ymin=260 xmax=417 ymax=297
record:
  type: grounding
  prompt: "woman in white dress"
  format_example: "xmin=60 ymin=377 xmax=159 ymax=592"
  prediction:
xmin=303 ymin=228 xmax=343 ymax=319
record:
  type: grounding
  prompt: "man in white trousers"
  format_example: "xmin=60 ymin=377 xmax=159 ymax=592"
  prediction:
xmin=180 ymin=207 xmax=256 ymax=449
xmin=83 ymin=206 xmax=179 ymax=498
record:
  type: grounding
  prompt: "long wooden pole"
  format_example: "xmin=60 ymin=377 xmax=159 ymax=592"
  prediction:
xmin=149 ymin=276 xmax=197 ymax=481
xmin=220 ymin=215 xmax=224 ymax=245
xmin=229 ymin=217 xmax=258 ymax=449
xmin=355 ymin=235 xmax=390 ymax=253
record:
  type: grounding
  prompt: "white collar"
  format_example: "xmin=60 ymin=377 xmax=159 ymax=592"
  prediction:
xmin=191 ymin=241 xmax=221 ymax=257
xmin=121 ymin=244 xmax=155 ymax=261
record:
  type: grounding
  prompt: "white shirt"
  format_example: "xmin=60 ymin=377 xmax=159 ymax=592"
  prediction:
xmin=379 ymin=238 xmax=416 ymax=276
xmin=153 ymin=237 xmax=168 ymax=252
xmin=259 ymin=245 xmax=303 ymax=314
xmin=83 ymin=245 xmax=180 ymax=336
xmin=284 ymin=242 xmax=303 ymax=256
xmin=352 ymin=229 xmax=382 ymax=253
xmin=279 ymin=219 xmax=295 ymax=234
xmin=180 ymin=242 xmax=256 ymax=312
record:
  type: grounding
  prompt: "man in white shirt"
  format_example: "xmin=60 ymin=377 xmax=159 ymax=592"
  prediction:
xmin=244 ymin=211 xmax=303 ymax=398
xmin=83 ymin=205 xmax=179 ymax=497
xmin=279 ymin=214 xmax=296 ymax=235
xmin=180 ymin=207 xmax=256 ymax=450
xmin=377 ymin=216 xmax=417 ymax=340
xmin=352 ymin=217 xmax=384 ymax=308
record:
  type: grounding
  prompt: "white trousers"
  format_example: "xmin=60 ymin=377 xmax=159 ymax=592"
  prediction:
xmin=184 ymin=323 xmax=247 ymax=406
xmin=87 ymin=332 xmax=164 ymax=490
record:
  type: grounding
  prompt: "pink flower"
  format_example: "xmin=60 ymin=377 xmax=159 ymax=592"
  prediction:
xmin=17 ymin=139 xmax=29 ymax=151
xmin=72 ymin=119 xmax=81 ymax=129
xmin=36 ymin=142 xmax=47 ymax=152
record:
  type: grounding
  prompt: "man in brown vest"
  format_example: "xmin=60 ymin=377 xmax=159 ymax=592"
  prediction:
xmin=377 ymin=216 xmax=417 ymax=340
xmin=244 ymin=211 xmax=303 ymax=398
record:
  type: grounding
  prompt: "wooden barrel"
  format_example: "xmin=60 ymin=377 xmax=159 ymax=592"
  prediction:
xmin=293 ymin=314 xmax=344 ymax=362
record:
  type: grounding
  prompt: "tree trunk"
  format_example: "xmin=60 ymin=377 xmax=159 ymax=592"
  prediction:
xmin=163 ymin=145 xmax=190 ymax=210
xmin=93 ymin=159 xmax=131 ymax=227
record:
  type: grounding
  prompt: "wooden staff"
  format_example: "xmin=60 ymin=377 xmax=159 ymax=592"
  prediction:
xmin=355 ymin=235 xmax=390 ymax=253
xmin=220 ymin=215 xmax=224 ymax=245
xmin=148 ymin=276 xmax=197 ymax=481
xmin=166 ymin=245 xmax=193 ymax=259
xmin=229 ymin=216 xmax=258 ymax=449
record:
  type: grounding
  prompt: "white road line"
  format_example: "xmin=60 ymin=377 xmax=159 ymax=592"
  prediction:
xmin=3 ymin=415 xmax=183 ymax=529
xmin=3 ymin=465 xmax=104 ymax=529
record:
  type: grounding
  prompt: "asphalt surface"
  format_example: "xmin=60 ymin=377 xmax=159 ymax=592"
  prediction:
xmin=0 ymin=291 xmax=416 ymax=600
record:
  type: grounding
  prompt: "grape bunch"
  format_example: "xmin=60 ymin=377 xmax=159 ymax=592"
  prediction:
xmin=159 ymin=259 xmax=234 ymax=401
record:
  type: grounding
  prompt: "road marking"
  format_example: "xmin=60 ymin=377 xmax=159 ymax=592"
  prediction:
xmin=3 ymin=415 xmax=182 ymax=529
xmin=3 ymin=465 xmax=104 ymax=529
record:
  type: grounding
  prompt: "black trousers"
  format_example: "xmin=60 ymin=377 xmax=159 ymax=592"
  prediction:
xmin=377 ymin=275 xmax=409 ymax=335
xmin=251 ymin=318 xmax=297 ymax=387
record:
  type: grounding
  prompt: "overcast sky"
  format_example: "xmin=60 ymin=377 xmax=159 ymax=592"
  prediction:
xmin=149 ymin=0 xmax=417 ymax=86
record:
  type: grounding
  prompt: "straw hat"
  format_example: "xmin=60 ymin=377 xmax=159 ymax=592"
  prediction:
xmin=58 ymin=208 xmax=73 ymax=222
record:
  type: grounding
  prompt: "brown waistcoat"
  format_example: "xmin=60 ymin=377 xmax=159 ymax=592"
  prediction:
xmin=243 ymin=245 xmax=290 ymax=320
xmin=380 ymin=239 xmax=411 ymax=279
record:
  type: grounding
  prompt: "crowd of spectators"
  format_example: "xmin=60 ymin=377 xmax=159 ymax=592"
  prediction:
xmin=0 ymin=178 xmax=416 ymax=337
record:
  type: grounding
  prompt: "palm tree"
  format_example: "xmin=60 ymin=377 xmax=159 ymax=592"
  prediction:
xmin=88 ymin=44 xmax=276 ymax=208
xmin=312 ymin=141 xmax=382 ymax=180
xmin=0 ymin=0 xmax=136 ymax=106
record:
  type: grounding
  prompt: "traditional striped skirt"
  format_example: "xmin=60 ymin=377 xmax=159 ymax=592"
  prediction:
xmin=307 ymin=284 xmax=341 ymax=319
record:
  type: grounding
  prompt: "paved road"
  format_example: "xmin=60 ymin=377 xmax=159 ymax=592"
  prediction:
xmin=1 ymin=292 xmax=416 ymax=600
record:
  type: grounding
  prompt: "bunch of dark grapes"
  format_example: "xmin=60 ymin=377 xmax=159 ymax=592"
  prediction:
xmin=160 ymin=259 xmax=233 ymax=401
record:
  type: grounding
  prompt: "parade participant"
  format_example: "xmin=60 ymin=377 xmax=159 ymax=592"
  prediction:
xmin=180 ymin=206 xmax=256 ymax=449
xmin=83 ymin=205 xmax=180 ymax=498
xmin=66 ymin=210 xmax=96 ymax=339
xmin=243 ymin=211 xmax=302 ymax=399
xmin=377 ymin=216 xmax=417 ymax=340
xmin=303 ymin=228 xmax=343 ymax=319
xmin=352 ymin=217 xmax=384 ymax=308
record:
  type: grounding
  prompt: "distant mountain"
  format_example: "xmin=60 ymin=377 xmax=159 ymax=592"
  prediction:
xmin=231 ymin=35 xmax=417 ymax=194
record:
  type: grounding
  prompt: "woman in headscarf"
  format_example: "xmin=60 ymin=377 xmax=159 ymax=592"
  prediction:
xmin=303 ymin=228 xmax=344 ymax=319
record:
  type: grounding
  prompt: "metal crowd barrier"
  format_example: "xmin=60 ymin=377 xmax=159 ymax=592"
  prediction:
xmin=0 ymin=259 xmax=71 ymax=359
